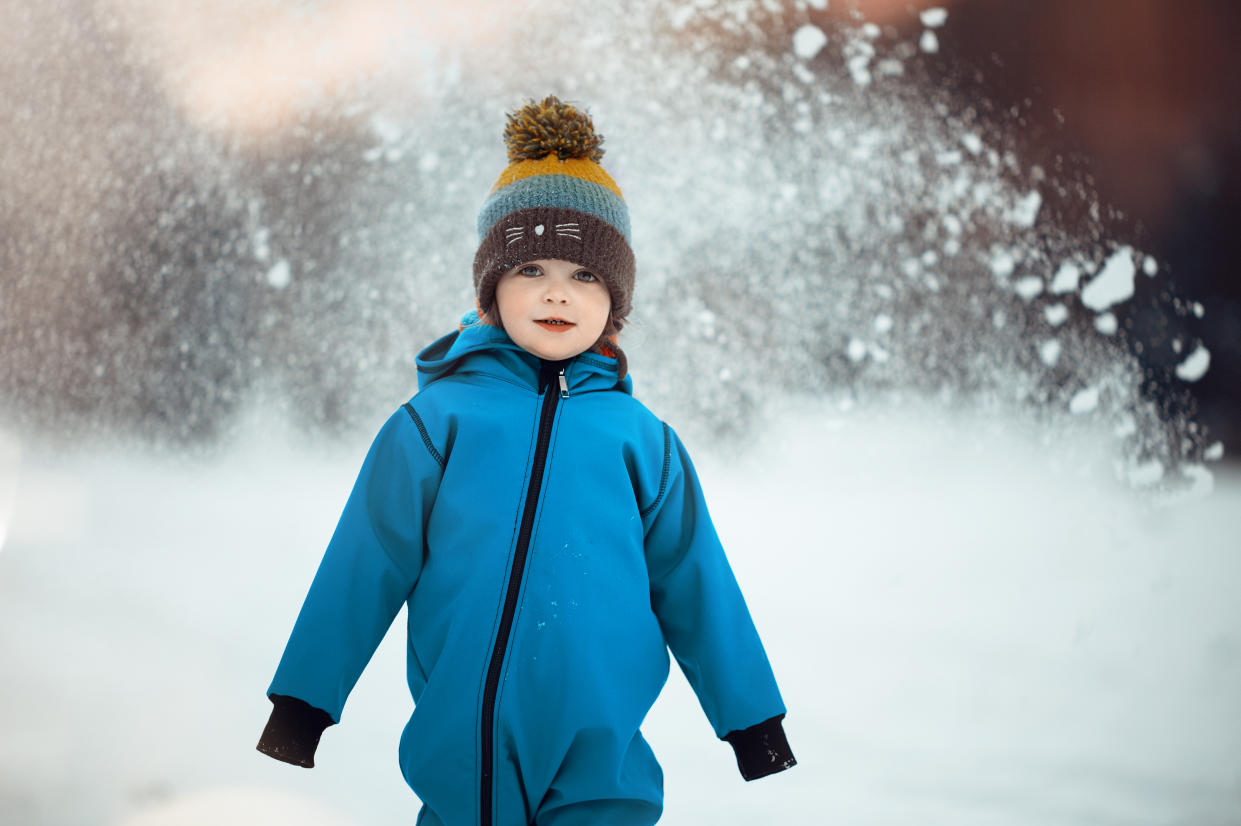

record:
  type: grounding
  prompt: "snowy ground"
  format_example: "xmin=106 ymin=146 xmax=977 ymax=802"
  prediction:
xmin=1 ymin=402 xmax=1239 ymax=826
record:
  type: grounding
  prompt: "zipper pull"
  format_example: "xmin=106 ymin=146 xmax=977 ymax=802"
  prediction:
xmin=558 ymin=367 xmax=569 ymax=399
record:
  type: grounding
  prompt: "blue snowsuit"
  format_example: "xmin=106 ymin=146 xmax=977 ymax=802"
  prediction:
xmin=257 ymin=312 xmax=795 ymax=825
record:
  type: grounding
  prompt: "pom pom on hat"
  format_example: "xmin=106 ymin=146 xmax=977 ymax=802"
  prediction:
xmin=503 ymin=95 xmax=606 ymax=163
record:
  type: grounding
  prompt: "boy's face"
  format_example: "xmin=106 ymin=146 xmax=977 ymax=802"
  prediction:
xmin=493 ymin=258 xmax=612 ymax=362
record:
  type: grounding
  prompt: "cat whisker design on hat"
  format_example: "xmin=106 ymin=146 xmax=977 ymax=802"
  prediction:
xmin=505 ymin=222 xmax=582 ymax=244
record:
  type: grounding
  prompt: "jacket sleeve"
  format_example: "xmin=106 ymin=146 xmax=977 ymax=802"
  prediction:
xmin=256 ymin=404 xmax=440 ymax=768
xmin=643 ymin=425 xmax=796 ymax=781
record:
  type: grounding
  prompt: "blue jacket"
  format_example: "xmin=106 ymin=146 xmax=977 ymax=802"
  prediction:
xmin=257 ymin=312 xmax=794 ymax=825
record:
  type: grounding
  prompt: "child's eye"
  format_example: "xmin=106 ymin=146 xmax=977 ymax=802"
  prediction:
xmin=574 ymin=270 xmax=598 ymax=283
xmin=519 ymin=264 xmax=542 ymax=277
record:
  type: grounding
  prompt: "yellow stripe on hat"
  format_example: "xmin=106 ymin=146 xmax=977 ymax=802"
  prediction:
xmin=488 ymin=155 xmax=624 ymax=199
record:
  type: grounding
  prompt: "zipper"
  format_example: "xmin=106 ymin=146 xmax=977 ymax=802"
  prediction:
xmin=479 ymin=360 xmax=567 ymax=826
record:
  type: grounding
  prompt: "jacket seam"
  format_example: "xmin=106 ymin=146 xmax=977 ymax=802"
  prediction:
xmin=640 ymin=423 xmax=672 ymax=519
xmin=403 ymin=403 xmax=445 ymax=469
xmin=445 ymin=370 xmax=540 ymax=394
xmin=576 ymin=353 xmax=613 ymax=369
xmin=478 ymin=373 xmax=538 ymax=392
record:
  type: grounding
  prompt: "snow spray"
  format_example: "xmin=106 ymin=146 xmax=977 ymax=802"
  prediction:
xmin=0 ymin=0 xmax=1220 ymax=496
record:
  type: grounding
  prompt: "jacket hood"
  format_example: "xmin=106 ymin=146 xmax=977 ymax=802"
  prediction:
xmin=416 ymin=309 xmax=632 ymax=396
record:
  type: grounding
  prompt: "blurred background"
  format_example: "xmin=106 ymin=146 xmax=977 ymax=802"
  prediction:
xmin=2 ymin=1 xmax=1239 ymax=824
xmin=943 ymin=0 xmax=1241 ymax=461
xmin=1 ymin=0 xmax=1237 ymax=461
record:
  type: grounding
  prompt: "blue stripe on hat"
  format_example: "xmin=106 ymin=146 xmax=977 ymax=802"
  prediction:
xmin=477 ymin=175 xmax=631 ymax=242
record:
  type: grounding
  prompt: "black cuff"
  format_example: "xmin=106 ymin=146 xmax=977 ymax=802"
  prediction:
xmin=722 ymin=714 xmax=797 ymax=781
xmin=256 ymin=694 xmax=335 ymax=768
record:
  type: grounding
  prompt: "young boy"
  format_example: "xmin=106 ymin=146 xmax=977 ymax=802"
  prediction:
xmin=257 ymin=95 xmax=795 ymax=826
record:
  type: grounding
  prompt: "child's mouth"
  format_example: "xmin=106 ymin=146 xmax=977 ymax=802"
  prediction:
xmin=534 ymin=319 xmax=575 ymax=332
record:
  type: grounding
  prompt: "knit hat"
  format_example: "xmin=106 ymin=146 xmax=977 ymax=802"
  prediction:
xmin=472 ymin=95 xmax=635 ymax=374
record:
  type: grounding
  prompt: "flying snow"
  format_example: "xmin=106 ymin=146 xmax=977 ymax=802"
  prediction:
xmin=792 ymin=24 xmax=829 ymax=60
xmin=1081 ymin=246 xmax=1137 ymax=311
xmin=1175 ymin=345 xmax=1211 ymax=382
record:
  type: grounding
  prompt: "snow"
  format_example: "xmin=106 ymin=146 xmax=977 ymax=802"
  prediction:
xmin=919 ymin=30 xmax=940 ymax=54
xmin=1094 ymin=312 xmax=1118 ymax=336
xmin=1069 ymin=386 xmax=1099 ymax=414
xmin=875 ymin=57 xmax=904 ymax=78
xmin=1177 ymin=464 xmax=1214 ymax=499
xmin=1013 ymin=275 xmax=1043 ymax=301
xmin=368 ymin=114 xmax=402 ymax=145
xmin=668 ymin=5 xmax=696 ymax=30
xmin=1203 ymin=442 xmax=1225 ymax=461
xmin=1050 ymin=261 xmax=1082 ymax=294
xmin=989 ymin=249 xmax=1016 ymax=279
xmin=3 ymin=403 xmax=1239 ymax=825
xmin=265 ymin=259 xmax=291 ymax=289
xmin=1038 ymin=339 xmax=1061 ymax=367
xmin=1175 ymin=345 xmax=1211 ymax=382
xmin=0 ymin=432 xmax=16 ymax=554
xmin=1127 ymin=458 xmax=1166 ymax=487
xmin=7 ymin=0 xmax=1204 ymax=488
xmin=117 ymin=787 xmax=362 ymax=826
xmin=1043 ymin=303 xmax=1069 ymax=327
xmin=844 ymin=35 xmax=876 ymax=85
xmin=252 ymin=227 xmax=272 ymax=263
xmin=1008 ymin=190 xmax=1042 ymax=227
xmin=792 ymin=24 xmax=828 ymax=60
xmin=920 ymin=8 xmax=949 ymax=28
xmin=1081 ymin=247 xmax=1137 ymax=311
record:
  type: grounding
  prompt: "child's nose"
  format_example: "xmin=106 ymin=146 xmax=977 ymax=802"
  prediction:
xmin=542 ymin=284 xmax=569 ymax=303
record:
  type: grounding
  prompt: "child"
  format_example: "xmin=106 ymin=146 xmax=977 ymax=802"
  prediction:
xmin=257 ymin=95 xmax=795 ymax=826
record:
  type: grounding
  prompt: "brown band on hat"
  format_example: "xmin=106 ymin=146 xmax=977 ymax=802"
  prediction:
xmin=473 ymin=207 xmax=635 ymax=323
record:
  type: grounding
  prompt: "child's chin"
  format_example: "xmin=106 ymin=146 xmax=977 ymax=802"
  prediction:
xmin=530 ymin=345 xmax=586 ymax=361
xmin=513 ymin=329 xmax=595 ymax=362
